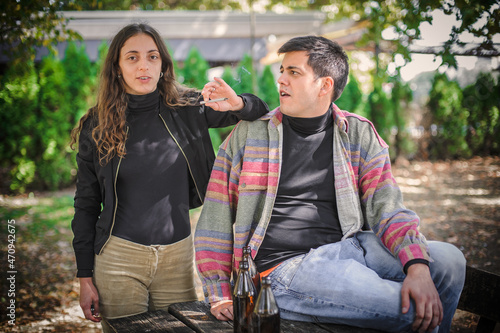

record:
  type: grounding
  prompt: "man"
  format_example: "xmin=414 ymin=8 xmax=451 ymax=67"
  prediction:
xmin=194 ymin=36 xmax=466 ymax=332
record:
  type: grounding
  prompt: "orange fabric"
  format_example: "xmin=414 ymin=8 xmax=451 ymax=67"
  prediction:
xmin=260 ymin=264 xmax=281 ymax=278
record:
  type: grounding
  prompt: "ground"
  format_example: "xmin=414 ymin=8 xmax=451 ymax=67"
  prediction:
xmin=0 ymin=156 xmax=499 ymax=332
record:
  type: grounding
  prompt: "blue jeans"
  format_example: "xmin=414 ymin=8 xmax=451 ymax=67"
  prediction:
xmin=268 ymin=231 xmax=466 ymax=333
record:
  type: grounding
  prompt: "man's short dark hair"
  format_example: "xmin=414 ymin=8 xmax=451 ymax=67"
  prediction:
xmin=278 ymin=36 xmax=349 ymax=102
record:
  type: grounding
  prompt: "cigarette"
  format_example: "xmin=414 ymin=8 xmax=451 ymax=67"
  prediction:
xmin=200 ymin=97 xmax=228 ymax=105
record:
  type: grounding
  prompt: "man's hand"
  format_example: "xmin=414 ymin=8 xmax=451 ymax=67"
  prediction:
xmin=201 ymin=77 xmax=244 ymax=111
xmin=210 ymin=300 xmax=234 ymax=321
xmin=401 ymin=264 xmax=442 ymax=332
xmin=79 ymin=277 xmax=102 ymax=322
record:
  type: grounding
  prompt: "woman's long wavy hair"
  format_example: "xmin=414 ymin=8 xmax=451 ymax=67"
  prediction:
xmin=70 ymin=23 xmax=195 ymax=165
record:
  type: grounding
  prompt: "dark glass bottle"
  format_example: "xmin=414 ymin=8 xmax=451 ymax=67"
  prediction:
xmin=250 ymin=276 xmax=280 ymax=333
xmin=243 ymin=246 xmax=261 ymax=293
xmin=233 ymin=260 xmax=257 ymax=333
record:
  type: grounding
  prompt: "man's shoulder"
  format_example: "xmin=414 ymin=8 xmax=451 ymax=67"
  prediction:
xmin=336 ymin=109 xmax=388 ymax=149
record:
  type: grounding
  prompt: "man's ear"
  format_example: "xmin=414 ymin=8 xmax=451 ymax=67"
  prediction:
xmin=319 ymin=77 xmax=334 ymax=98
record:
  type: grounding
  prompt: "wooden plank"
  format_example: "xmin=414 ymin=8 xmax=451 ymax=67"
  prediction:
xmin=169 ymin=301 xmax=233 ymax=333
xmin=106 ymin=310 xmax=194 ymax=333
xmin=169 ymin=301 xmax=384 ymax=333
xmin=457 ymin=266 xmax=500 ymax=323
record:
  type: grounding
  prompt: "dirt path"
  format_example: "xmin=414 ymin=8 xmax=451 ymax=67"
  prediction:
xmin=1 ymin=156 xmax=499 ymax=332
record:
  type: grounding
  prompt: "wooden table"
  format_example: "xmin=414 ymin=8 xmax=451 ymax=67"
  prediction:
xmin=107 ymin=301 xmax=383 ymax=333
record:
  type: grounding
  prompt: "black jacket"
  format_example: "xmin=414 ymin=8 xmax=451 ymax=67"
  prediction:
xmin=71 ymin=93 xmax=268 ymax=277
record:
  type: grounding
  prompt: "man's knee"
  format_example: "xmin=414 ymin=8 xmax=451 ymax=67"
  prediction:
xmin=429 ymin=241 xmax=466 ymax=286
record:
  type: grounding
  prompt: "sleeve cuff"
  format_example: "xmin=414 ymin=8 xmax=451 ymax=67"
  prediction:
xmin=76 ymin=269 xmax=93 ymax=278
xmin=403 ymin=259 xmax=430 ymax=274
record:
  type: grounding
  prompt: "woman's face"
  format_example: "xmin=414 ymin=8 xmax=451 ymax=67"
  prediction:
xmin=118 ymin=33 xmax=162 ymax=95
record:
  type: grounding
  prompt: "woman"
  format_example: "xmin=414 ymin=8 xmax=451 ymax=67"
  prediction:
xmin=69 ymin=23 xmax=268 ymax=331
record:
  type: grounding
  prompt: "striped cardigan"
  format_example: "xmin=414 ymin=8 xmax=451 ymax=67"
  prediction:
xmin=194 ymin=104 xmax=430 ymax=303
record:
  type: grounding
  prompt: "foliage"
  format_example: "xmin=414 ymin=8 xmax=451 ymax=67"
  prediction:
xmin=336 ymin=73 xmax=363 ymax=114
xmin=62 ymin=42 xmax=93 ymax=123
xmin=233 ymin=53 xmax=256 ymax=95
xmin=463 ymin=72 xmax=500 ymax=156
xmin=263 ymin=0 xmax=498 ymax=70
xmin=0 ymin=60 xmax=39 ymax=192
xmin=0 ymin=0 xmax=80 ymax=64
xmin=427 ymin=72 xmax=469 ymax=159
xmin=258 ymin=65 xmax=279 ymax=110
xmin=221 ymin=65 xmax=238 ymax=89
xmin=365 ymin=80 xmax=393 ymax=146
xmin=73 ymin=0 xmax=242 ymax=10
xmin=0 ymin=42 xmax=94 ymax=193
xmin=35 ymin=55 xmax=76 ymax=191
xmin=390 ymin=75 xmax=416 ymax=158
xmin=441 ymin=0 xmax=500 ymax=68
xmin=181 ymin=46 xmax=209 ymax=90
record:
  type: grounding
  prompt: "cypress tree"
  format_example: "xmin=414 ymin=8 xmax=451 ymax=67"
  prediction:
xmin=258 ymin=65 xmax=279 ymax=110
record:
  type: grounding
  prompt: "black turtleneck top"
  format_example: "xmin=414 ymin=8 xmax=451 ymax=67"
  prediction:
xmin=112 ymin=90 xmax=190 ymax=246
xmin=254 ymin=108 xmax=342 ymax=272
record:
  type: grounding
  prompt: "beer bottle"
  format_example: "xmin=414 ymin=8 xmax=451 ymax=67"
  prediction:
xmin=233 ymin=260 xmax=257 ymax=333
xmin=251 ymin=276 xmax=280 ymax=333
xmin=243 ymin=246 xmax=261 ymax=293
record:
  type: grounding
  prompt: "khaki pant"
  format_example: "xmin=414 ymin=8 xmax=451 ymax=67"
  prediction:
xmin=94 ymin=235 xmax=198 ymax=331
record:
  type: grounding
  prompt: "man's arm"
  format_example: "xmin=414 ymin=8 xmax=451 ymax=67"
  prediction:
xmin=353 ymin=120 xmax=439 ymax=330
xmin=194 ymin=137 xmax=240 ymax=304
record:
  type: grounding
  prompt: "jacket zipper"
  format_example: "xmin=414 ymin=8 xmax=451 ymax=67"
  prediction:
xmin=158 ymin=113 xmax=203 ymax=203
xmin=99 ymin=127 xmax=127 ymax=254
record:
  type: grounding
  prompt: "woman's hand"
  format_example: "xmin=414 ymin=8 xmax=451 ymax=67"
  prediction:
xmin=201 ymin=77 xmax=244 ymax=111
xmin=79 ymin=277 xmax=102 ymax=322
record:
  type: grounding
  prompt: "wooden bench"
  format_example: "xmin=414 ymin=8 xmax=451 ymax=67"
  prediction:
xmin=107 ymin=265 xmax=500 ymax=333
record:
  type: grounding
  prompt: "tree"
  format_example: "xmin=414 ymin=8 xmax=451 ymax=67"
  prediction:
xmin=36 ymin=54 xmax=75 ymax=190
xmin=0 ymin=60 xmax=39 ymax=192
xmin=182 ymin=46 xmax=209 ymax=89
xmin=62 ymin=42 xmax=93 ymax=124
xmin=463 ymin=72 xmax=500 ymax=155
xmin=73 ymin=0 xmax=242 ymax=11
xmin=365 ymin=81 xmax=394 ymax=147
xmin=336 ymin=73 xmax=363 ymax=114
xmin=263 ymin=0 xmax=499 ymax=70
xmin=258 ymin=65 xmax=279 ymax=110
xmin=0 ymin=0 xmax=79 ymax=64
xmin=233 ymin=54 xmax=255 ymax=95
xmin=390 ymin=75 xmax=414 ymax=159
xmin=427 ymin=72 xmax=469 ymax=159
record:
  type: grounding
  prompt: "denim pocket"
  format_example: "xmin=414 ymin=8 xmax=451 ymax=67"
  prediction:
xmin=270 ymin=252 xmax=308 ymax=288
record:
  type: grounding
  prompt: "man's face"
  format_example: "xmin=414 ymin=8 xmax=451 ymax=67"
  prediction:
xmin=277 ymin=51 xmax=328 ymax=118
